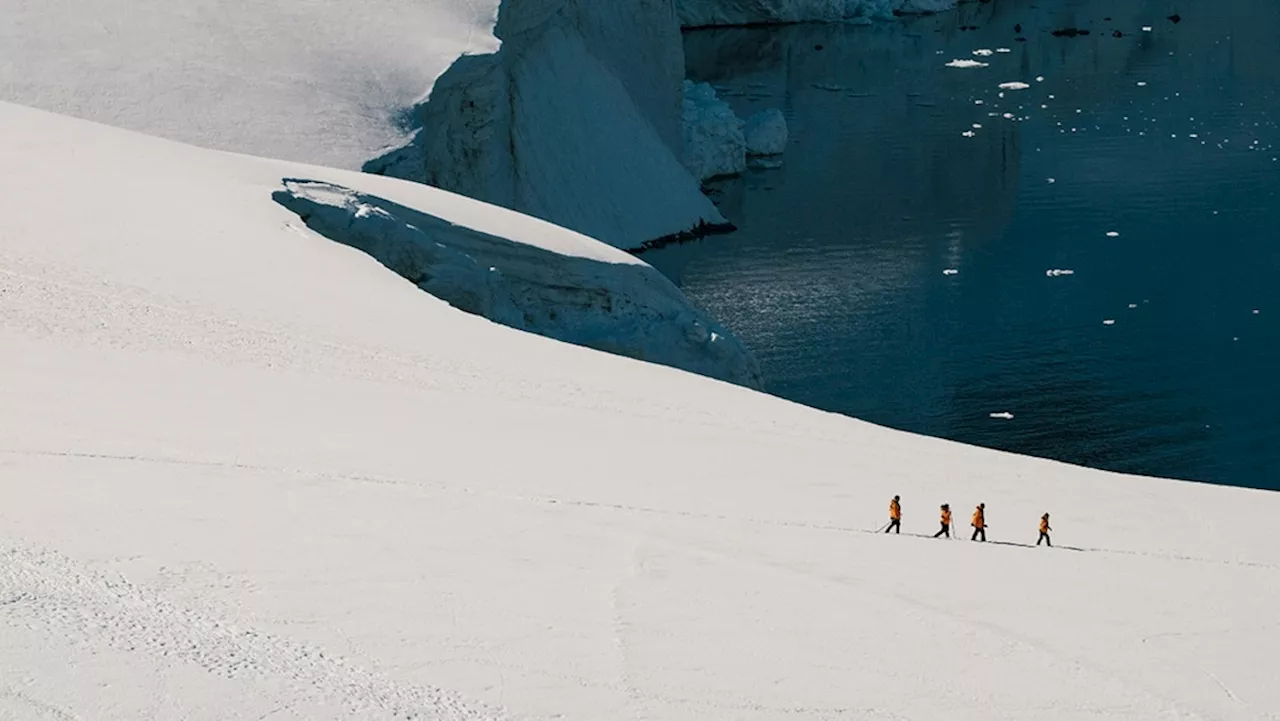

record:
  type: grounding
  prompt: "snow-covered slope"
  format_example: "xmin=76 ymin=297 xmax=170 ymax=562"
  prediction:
xmin=0 ymin=101 xmax=756 ymax=389
xmin=1 ymin=0 xmax=726 ymax=250
xmin=5 ymin=104 xmax=1280 ymax=721
xmin=677 ymin=0 xmax=957 ymax=27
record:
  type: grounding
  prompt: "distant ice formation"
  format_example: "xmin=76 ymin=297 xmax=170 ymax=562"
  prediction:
xmin=676 ymin=0 xmax=958 ymax=27
xmin=745 ymin=109 xmax=789 ymax=156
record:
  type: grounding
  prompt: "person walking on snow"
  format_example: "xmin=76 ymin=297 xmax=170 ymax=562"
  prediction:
xmin=1037 ymin=513 xmax=1052 ymax=547
xmin=885 ymin=495 xmax=902 ymax=534
xmin=933 ymin=504 xmax=952 ymax=538
xmin=971 ymin=503 xmax=987 ymax=542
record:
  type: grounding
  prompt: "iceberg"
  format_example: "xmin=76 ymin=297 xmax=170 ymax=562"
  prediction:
xmin=676 ymin=0 xmax=958 ymax=28
xmin=681 ymin=81 xmax=749 ymax=181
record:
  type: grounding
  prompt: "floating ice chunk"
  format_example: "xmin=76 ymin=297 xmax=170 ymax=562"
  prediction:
xmin=989 ymin=412 xmax=1015 ymax=420
xmin=947 ymin=59 xmax=990 ymax=68
xmin=996 ymin=48 xmax=1012 ymax=53
xmin=1254 ymin=309 xmax=1261 ymax=314
xmin=1128 ymin=303 xmax=1138 ymax=309
xmin=1103 ymin=319 xmax=1117 ymax=325
xmin=1143 ymin=25 xmax=1154 ymax=31
xmin=1036 ymin=76 xmax=1046 ymax=82
xmin=682 ymin=81 xmax=747 ymax=180
xmin=943 ymin=268 xmax=960 ymax=275
xmin=973 ymin=49 xmax=995 ymax=56
xmin=1047 ymin=178 xmax=1056 ymax=183
xmin=962 ymin=130 xmax=977 ymax=137
xmin=1106 ymin=231 xmax=1120 ymax=237
xmin=1046 ymin=269 xmax=1075 ymax=277
xmin=999 ymin=82 xmax=1031 ymax=90
xmin=974 ymin=100 xmax=985 ymax=105
xmin=972 ymin=123 xmax=983 ymax=129
xmin=1002 ymin=113 xmax=1015 ymax=119
xmin=1137 ymin=81 xmax=1148 ymax=87
xmin=744 ymin=109 xmax=788 ymax=156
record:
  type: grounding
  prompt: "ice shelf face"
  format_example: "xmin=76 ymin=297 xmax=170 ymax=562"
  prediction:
xmin=366 ymin=0 xmax=730 ymax=250
xmin=676 ymin=0 xmax=956 ymax=27
xmin=273 ymin=178 xmax=762 ymax=388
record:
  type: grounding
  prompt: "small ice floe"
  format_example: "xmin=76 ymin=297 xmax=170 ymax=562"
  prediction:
xmin=1137 ymin=81 xmax=1149 ymax=87
xmin=1142 ymin=25 xmax=1154 ymax=31
xmin=947 ymin=59 xmax=990 ymax=68
xmin=996 ymin=48 xmax=1012 ymax=53
xmin=1128 ymin=303 xmax=1138 ymax=309
xmin=1103 ymin=319 xmax=1117 ymax=325
xmin=972 ymin=123 xmax=983 ymax=129
xmin=989 ymin=412 xmax=1015 ymax=420
xmin=1254 ymin=309 xmax=1261 ymax=314
xmin=973 ymin=48 xmax=995 ymax=56
xmin=1106 ymin=231 xmax=1120 ymax=237
xmin=1233 ymin=337 xmax=1240 ymax=342
xmin=962 ymin=130 xmax=977 ymax=137
xmin=1000 ymin=81 xmax=1031 ymax=90
xmin=1045 ymin=269 xmax=1075 ymax=277
xmin=1036 ymin=75 xmax=1046 ymax=82
xmin=943 ymin=268 xmax=960 ymax=276
xmin=1002 ymin=112 xmax=1015 ymax=119
xmin=1047 ymin=177 xmax=1057 ymax=183
xmin=975 ymin=99 xmax=985 ymax=105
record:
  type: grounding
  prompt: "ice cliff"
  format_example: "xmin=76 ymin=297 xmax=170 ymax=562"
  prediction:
xmin=366 ymin=0 xmax=731 ymax=251
xmin=273 ymin=178 xmax=762 ymax=388
xmin=676 ymin=0 xmax=957 ymax=27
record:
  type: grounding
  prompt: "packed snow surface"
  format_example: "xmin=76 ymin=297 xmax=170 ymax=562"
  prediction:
xmin=676 ymin=0 xmax=957 ymax=27
xmin=5 ymin=105 xmax=1280 ymax=721
xmin=2 ymin=0 xmax=727 ymax=250
xmin=0 ymin=0 xmax=502 ymax=169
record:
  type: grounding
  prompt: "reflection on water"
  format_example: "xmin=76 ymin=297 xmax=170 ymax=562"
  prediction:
xmin=646 ymin=0 xmax=1280 ymax=489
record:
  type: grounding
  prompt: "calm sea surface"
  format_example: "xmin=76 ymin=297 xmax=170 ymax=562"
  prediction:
xmin=646 ymin=0 xmax=1280 ymax=489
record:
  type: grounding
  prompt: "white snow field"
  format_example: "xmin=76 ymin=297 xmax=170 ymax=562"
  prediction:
xmin=0 ymin=0 xmax=726 ymax=249
xmin=4 ymin=101 xmax=1280 ymax=721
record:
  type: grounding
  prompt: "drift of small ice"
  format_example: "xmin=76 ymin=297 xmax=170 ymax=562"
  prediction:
xmin=943 ymin=268 xmax=959 ymax=275
xmin=946 ymin=59 xmax=989 ymax=68
xmin=1103 ymin=319 xmax=1117 ymax=325
xmin=973 ymin=49 xmax=995 ymax=57
xmin=989 ymin=412 xmax=1015 ymax=420
xmin=1046 ymin=269 xmax=1075 ymax=277
xmin=1106 ymin=231 xmax=1120 ymax=237
xmin=1000 ymin=82 xmax=1031 ymax=91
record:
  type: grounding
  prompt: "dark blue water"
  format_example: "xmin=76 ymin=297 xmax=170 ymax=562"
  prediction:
xmin=646 ymin=0 xmax=1280 ymax=489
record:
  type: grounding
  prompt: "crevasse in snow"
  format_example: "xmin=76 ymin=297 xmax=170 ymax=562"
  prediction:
xmin=676 ymin=0 xmax=957 ymax=27
xmin=273 ymin=178 xmax=762 ymax=388
xmin=366 ymin=0 xmax=729 ymax=251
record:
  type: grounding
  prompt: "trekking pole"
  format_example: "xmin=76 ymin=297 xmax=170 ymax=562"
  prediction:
xmin=873 ymin=520 xmax=890 ymax=533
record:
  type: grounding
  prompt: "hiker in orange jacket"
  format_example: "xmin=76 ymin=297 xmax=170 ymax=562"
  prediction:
xmin=885 ymin=495 xmax=902 ymax=534
xmin=970 ymin=503 xmax=987 ymax=542
xmin=1037 ymin=513 xmax=1052 ymax=547
xmin=933 ymin=504 xmax=952 ymax=538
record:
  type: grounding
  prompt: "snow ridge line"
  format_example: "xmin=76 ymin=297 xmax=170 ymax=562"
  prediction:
xmin=6 ymin=449 xmax=1278 ymax=573
xmin=0 ymin=543 xmax=509 ymax=721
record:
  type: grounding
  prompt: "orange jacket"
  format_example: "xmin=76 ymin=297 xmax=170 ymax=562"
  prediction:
xmin=941 ymin=509 xmax=952 ymax=525
xmin=1040 ymin=518 xmax=1051 ymax=533
xmin=972 ymin=508 xmax=985 ymax=529
xmin=890 ymin=500 xmax=902 ymax=520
